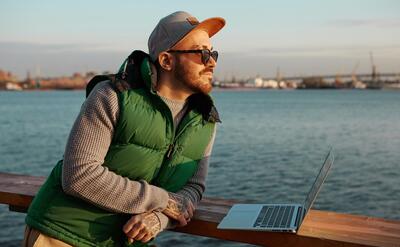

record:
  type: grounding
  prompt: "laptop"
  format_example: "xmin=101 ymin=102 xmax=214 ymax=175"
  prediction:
xmin=217 ymin=149 xmax=334 ymax=233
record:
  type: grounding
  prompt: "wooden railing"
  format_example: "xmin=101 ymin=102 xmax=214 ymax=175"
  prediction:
xmin=0 ymin=172 xmax=399 ymax=247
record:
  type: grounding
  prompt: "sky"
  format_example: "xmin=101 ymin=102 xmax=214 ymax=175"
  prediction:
xmin=1 ymin=0 xmax=399 ymax=80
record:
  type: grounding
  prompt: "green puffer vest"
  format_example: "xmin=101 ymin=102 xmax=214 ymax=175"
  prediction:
xmin=25 ymin=57 xmax=217 ymax=247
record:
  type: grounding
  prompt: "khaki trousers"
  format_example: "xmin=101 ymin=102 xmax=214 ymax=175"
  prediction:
xmin=22 ymin=225 xmax=157 ymax=247
xmin=22 ymin=226 xmax=73 ymax=247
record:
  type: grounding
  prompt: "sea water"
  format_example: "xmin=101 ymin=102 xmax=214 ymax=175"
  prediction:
xmin=1 ymin=89 xmax=399 ymax=246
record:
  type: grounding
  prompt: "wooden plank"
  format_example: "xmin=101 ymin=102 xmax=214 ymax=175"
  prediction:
xmin=0 ymin=172 xmax=399 ymax=247
xmin=9 ymin=205 xmax=29 ymax=213
xmin=0 ymin=172 xmax=44 ymax=208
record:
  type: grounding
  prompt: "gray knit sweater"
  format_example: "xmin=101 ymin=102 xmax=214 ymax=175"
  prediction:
xmin=61 ymin=81 xmax=216 ymax=230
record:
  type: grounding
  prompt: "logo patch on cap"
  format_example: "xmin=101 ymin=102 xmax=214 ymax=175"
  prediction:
xmin=186 ymin=17 xmax=199 ymax=26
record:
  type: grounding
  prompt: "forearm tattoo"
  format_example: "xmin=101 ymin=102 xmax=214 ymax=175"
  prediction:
xmin=143 ymin=213 xmax=161 ymax=236
xmin=163 ymin=192 xmax=189 ymax=219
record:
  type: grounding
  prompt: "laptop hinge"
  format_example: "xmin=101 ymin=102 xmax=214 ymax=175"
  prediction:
xmin=294 ymin=206 xmax=306 ymax=229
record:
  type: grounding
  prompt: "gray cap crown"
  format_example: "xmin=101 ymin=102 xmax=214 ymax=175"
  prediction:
xmin=148 ymin=11 xmax=225 ymax=62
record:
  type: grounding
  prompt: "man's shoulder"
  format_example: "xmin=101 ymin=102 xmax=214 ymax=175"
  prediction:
xmin=85 ymin=79 xmax=120 ymax=112
xmin=90 ymin=80 xmax=118 ymax=99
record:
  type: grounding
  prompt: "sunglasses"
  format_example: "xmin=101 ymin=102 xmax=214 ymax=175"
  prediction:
xmin=167 ymin=49 xmax=218 ymax=65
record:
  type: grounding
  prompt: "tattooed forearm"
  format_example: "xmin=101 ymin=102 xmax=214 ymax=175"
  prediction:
xmin=142 ymin=212 xmax=161 ymax=235
xmin=162 ymin=192 xmax=195 ymax=227
xmin=163 ymin=193 xmax=188 ymax=218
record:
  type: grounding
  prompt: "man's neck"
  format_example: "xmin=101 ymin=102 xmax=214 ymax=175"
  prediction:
xmin=156 ymin=75 xmax=193 ymax=101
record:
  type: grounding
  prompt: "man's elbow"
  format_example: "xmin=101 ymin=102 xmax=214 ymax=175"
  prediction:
xmin=61 ymin=169 xmax=83 ymax=196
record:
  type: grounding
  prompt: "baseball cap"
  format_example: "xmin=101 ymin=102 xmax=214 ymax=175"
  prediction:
xmin=148 ymin=11 xmax=225 ymax=62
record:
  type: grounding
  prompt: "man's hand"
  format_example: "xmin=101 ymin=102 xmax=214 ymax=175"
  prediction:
xmin=123 ymin=212 xmax=161 ymax=244
xmin=163 ymin=192 xmax=194 ymax=227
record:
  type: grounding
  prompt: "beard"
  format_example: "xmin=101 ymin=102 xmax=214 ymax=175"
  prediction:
xmin=174 ymin=59 xmax=213 ymax=94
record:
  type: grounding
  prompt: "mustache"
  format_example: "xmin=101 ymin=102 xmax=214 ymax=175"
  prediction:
xmin=201 ymin=68 xmax=214 ymax=74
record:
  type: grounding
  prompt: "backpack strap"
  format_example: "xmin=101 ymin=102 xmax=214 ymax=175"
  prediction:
xmin=122 ymin=50 xmax=153 ymax=89
xmin=85 ymin=50 xmax=153 ymax=98
xmin=85 ymin=74 xmax=133 ymax=98
xmin=85 ymin=74 xmax=115 ymax=98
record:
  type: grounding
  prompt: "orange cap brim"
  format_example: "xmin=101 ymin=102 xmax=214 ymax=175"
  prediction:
xmin=171 ymin=17 xmax=226 ymax=49
xmin=195 ymin=17 xmax=226 ymax=38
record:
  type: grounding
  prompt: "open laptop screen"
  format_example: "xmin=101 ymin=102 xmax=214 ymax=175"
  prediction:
xmin=303 ymin=149 xmax=334 ymax=214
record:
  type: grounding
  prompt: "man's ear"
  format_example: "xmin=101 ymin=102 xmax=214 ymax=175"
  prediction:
xmin=158 ymin=52 xmax=174 ymax=71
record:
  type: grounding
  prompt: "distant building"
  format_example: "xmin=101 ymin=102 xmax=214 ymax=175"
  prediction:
xmin=352 ymin=80 xmax=367 ymax=89
xmin=248 ymin=77 xmax=264 ymax=87
xmin=264 ymin=80 xmax=278 ymax=88
xmin=300 ymin=77 xmax=334 ymax=89
xmin=5 ymin=82 xmax=23 ymax=91
xmin=0 ymin=70 xmax=19 ymax=90
xmin=285 ymin=81 xmax=298 ymax=89
xmin=0 ymin=70 xmax=18 ymax=82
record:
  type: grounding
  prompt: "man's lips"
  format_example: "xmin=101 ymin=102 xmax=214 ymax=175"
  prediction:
xmin=202 ymin=70 xmax=214 ymax=76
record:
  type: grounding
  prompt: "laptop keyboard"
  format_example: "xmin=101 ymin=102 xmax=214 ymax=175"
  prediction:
xmin=253 ymin=205 xmax=295 ymax=228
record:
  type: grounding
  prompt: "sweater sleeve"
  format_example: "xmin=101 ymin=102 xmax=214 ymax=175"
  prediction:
xmin=61 ymin=81 xmax=169 ymax=214
xmin=155 ymin=126 xmax=217 ymax=230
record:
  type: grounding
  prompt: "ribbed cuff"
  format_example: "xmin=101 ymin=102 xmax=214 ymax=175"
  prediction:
xmin=149 ymin=185 xmax=169 ymax=211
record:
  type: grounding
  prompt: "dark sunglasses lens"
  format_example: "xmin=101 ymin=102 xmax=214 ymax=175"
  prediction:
xmin=201 ymin=50 xmax=210 ymax=64
xmin=201 ymin=50 xmax=218 ymax=64
xmin=211 ymin=51 xmax=218 ymax=62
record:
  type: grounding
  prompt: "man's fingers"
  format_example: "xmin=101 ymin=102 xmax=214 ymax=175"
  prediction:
xmin=124 ymin=212 xmax=161 ymax=244
xmin=177 ymin=215 xmax=188 ymax=227
xmin=123 ymin=216 xmax=140 ymax=234
xmin=188 ymin=202 xmax=194 ymax=219
xmin=184 ymin=211 xmax=190 ymax=220
xmin=141 ymin=233 xmax=153 ymax=243
xmin=126 ymin=223 xmax=143 ymax=239
xmin=134 ymin=228 xmax=148 ymax=241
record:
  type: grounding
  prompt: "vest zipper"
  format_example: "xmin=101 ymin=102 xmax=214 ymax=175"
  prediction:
xmin=166 ymin=143 xmax=174 ymax=159
xmin=166 ymin=116 xmax=198 ymax=160
xmin=174 ymin=116 xmax=198 ymax=142
xmin=154 ymin=116 xmax=201 ymax=184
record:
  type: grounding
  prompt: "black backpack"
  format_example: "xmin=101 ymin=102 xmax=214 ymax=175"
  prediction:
xmin=85 ymin=50 xmax=151 ymax=98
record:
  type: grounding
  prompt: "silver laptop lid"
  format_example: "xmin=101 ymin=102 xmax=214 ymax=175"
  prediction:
xmin=303 ymin=149 xmax=334 ymax=214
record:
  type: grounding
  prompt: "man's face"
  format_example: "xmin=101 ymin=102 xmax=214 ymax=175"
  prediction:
xmin=171 ymin=29 xmax=216 ymax=94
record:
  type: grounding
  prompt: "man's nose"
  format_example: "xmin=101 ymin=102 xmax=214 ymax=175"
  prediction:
xmin=207 ymin=56 xmax=217 ymax=68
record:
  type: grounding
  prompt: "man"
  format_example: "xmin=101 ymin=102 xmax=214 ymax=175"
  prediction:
xmin=23 ymin=11 xmax=225 ymax=246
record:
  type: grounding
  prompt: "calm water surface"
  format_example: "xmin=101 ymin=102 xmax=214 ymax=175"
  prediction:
xmin=1 ymin=89 xmax=399 ymax=246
